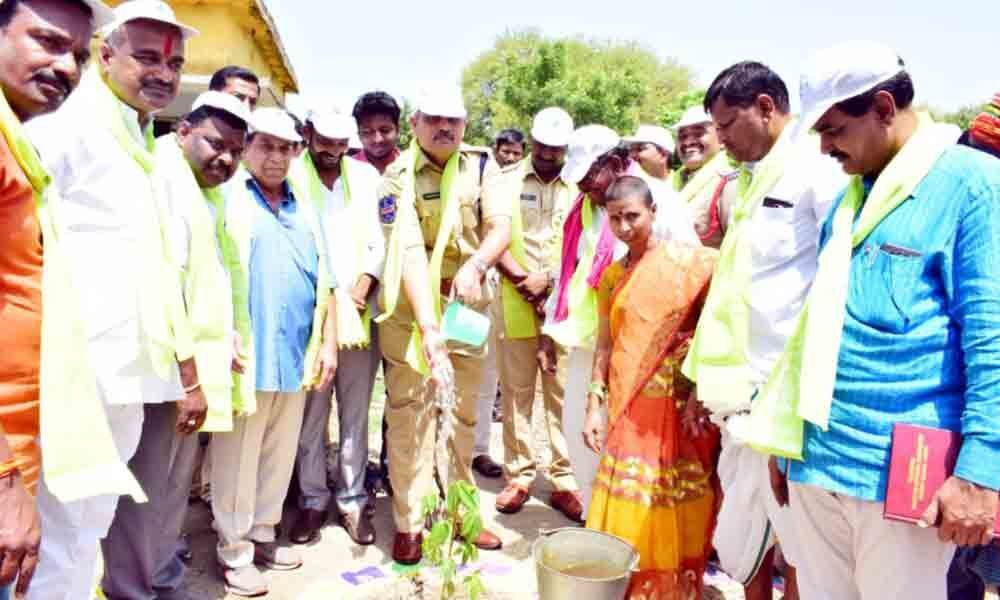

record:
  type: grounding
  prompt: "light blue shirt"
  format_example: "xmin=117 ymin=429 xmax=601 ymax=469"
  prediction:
xmin=788 ymin=145 xmax=1000 ymax=501
xmin=246 ymin=177 xmax=327 ymax=393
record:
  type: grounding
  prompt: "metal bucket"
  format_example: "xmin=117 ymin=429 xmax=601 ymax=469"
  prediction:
xmin=533 ymin=528 xmax=639 ymax=600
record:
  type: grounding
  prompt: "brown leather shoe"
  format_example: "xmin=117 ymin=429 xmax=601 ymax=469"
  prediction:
xmin=472 ymin=455 xmax=503 ymax=479
xmin=289 ymin=508 xmax=326 ymax=544
xmin=495 ymin=483 xmax=530 ymax=514
xmin=392 ymin=532 xmax=423 ymax=565
xmin=472 ymin=528 xmax=502 ymax=551
xmin=340 ymin=510 xmax=376 ymax=545
xmin=550 ymin=490 xmax=585 ymax=523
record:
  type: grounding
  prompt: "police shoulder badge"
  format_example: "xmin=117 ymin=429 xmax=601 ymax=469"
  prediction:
xmin=379 ymin=195 xmax=397 ymax=224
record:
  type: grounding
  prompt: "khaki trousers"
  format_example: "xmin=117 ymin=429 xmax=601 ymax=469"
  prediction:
xmin=210 ymin=391 xmax=306 ymax=568
xmin=379 ymin=318 xmax=485 ymax=533
xmin=496 ymin=330 xmax=575 ymax=491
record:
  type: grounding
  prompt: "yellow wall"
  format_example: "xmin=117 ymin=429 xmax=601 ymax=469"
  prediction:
xmin=104 ymin=0 xmax=296 ymax=99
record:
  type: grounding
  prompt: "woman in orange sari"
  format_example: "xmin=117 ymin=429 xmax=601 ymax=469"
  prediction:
xmin=582 ymin=176 xmax=720 ymax=600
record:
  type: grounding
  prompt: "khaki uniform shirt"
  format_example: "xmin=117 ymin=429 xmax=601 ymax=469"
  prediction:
xmin=378 ymin=144 xmax=515 ymax=324
xmin=515 ymin=160 xmax=576 ymax=275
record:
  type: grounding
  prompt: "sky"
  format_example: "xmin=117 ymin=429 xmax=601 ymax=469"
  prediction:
xmin=265 ymin=0 xmax=995 ymax=119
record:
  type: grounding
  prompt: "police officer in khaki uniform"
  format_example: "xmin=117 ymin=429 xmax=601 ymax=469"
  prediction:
xmin=377 ymin=84 xmax=513 ymax=565
xmin=491 ymin=108 xmax=584 ymax=522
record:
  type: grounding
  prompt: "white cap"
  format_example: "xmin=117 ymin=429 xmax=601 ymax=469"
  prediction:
xmin=102 ymin=0 xmax=198 ymax=39
xmin=531 ymin=107 xmax=574 ymax=147
xmin=308 ymin=110 xmax=356 ymax=140
xmin=794 ymin=40 xmax=905 ymax=138
xmin=623 ymin=124 xmax=674 ymax=154
xmin=190 ymin=90 xmax=251 ymax=126
xmin=414 ymin=83 xmax=466 ymax=119
xmin=74 ymin=0 xmax=115 ymax=28
xmin=560 ymin=125 xmax=621 ymax=184
xmin=249 ymin=108 xmax=301 ymax=143
xmin=673 ymin=106 xmax=712 ymax=130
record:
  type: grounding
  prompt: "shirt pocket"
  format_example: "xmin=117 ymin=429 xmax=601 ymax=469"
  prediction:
xmin=852 ymin=242 xmax=925 ymax=333
xmin=752 ymin=202 xmax=797 ymax=261
xmin=520 ymin=193 xmax=541 ymax=231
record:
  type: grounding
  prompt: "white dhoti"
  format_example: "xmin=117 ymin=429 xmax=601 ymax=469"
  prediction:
xmin=713 ymin=417 xmax=800 ymax=585
xmin=561 ymin=347 xmax=603 ymax=514
xmin=29 ymin=403 xmax=145 ymax=600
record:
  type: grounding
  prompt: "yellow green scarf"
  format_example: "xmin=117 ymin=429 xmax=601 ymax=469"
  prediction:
xmin=154 ymin=134 xmax=235 ymax=432
xmin=673 ymin=151 xmax=730 ymax=204
xmin=540 ymin=193 xmax=600 ymax=349
xmin=680 ymin=125 xmax=797 ymax=414
xmin=501 ymin=161 xmax=539 ymax=339
xmin=81 ymin=68 xmax=194 ymax=377
xmin=377 ymin=141 xmax=461 ymax=375
xmin=737 ymin=114 xmax=956 ymax=459
xmin=292 ymin=153 xmax=371 ymax=349
xmin=0 ymin=89 xmax=145 ymax=502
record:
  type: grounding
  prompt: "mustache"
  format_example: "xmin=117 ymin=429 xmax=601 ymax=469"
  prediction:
xmin=316 ymin=152 xmax=339 ymax=162
xmin=140 ymin=76 xmax=174 ymax=92
xmin=830 ymin=150 xmax=850 ymax=162
xmin=32 ymin=71 xmax=71 ymax=97
xmin=433 ymin=131 xmax=455 ymax=142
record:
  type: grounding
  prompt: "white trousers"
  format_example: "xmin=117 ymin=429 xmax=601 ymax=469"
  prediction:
xmin=787 ymin=482 xmax=955 ymax=599
xmin=713 ymin=420 xmax=800 ymax=584
xmin=211 ymin=391 xmax=306 ymax=568
xmin=561 ymin=348 xmax=601 ymax=513
xmin=473 ymin=329 xmax=499 ymax=457
xmin=29 ymin=403 xmax=145 ymax=600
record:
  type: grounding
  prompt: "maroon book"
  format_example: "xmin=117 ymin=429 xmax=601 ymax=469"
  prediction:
xmin=885 ymin=423 xmax=1000 ymax=534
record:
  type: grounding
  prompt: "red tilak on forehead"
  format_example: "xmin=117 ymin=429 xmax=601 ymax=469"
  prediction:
xmin=163 ymin=35 xmax=174 ymax=57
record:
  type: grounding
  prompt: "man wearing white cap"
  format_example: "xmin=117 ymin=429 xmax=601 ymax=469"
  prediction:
xmin=288 ymin=109 xmax=384 ymax=547
xmin=209 ymin=107 xmax=337 ymax=595
xmin=542 ymin=124 xmax=698 ymax=515
xmin=98 ymin=91 xmax=251 ymax=600
xmin=0 ymin=0 xmax=110 ymax=597
xmin=624 ymin=124 xmax=674 ymax=182
xmin=491 ymin=107 xmax=583 ymax=521
xmin=25 ymin=2 xmax=200 ymax=598
xmin=680 ymin=61 xmax=847 ymax=600
xmin=377 ymin=83 xmax=512 ymax=564
xmin=753 ymin=42 xmax=1000 ymax=600
xmin=672 ymin=105 xmax=738 ymax=249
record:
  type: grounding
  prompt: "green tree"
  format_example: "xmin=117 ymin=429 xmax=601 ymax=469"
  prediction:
xmin=460 ymin=30 xmax=694 ymax=145
xmin=931 ymin=103 xmax=983 ymax=131
xmin=398 ymin=97 xmax=415 ymax=149
xmin=658 ymin=88 xmax=706 ymax=128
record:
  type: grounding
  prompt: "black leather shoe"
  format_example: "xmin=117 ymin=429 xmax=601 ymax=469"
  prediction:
xmin=341 ymin=510 xmax=376 ymax=545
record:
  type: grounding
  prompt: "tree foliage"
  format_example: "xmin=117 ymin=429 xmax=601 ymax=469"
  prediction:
xmin=931 ymin=103 xmax=984 ymax=131
xmin=658 ymin=88 xmax=707 ymax=128
xmin=460 ymin=30 xmax=694 ymax=145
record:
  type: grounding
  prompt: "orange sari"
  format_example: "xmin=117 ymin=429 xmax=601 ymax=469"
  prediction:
xmin=585 ymin=242 xmax=720 ymax=600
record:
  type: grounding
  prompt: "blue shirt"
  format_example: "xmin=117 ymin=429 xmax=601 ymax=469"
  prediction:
xmin=788 ymin=145 xmax=1000 ymax=501
xmin=246 ymin=178 xmax=325 ymax=393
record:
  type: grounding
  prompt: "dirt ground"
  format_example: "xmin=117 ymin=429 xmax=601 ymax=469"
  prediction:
xmin=174 ymin=376 xmax=766 ymax=599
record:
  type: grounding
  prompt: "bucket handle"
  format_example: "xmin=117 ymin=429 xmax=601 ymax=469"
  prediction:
xmin=537 ymin=527 xmax=578 ymax=538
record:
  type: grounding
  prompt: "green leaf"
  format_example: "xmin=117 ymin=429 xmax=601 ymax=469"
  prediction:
xmin=460 ymin=513 xmax=482 ymax=541
xmin=422 ymin=492 xmax=440 ymax=519
xmin=428 ymin=521 xmax=452 ymax=550
xmin=464 ymin=573 xmax=486 ymax=600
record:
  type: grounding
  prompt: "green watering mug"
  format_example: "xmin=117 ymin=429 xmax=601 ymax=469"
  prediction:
xmin=441 ymin=301 xmax=490 ymax=347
